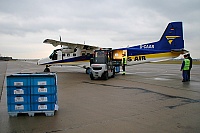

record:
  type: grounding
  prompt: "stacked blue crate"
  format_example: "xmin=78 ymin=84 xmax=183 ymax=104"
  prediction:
xmin=7 ymin=75 xmax=31 ymax=115
xmin=30 ymin=73 xmax=58 ymax=116
xmin=6 ymin=73 xmax=58 ymax=117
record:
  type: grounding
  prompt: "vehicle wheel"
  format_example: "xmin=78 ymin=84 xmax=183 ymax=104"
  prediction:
xmin=86 ymin=67 xmax=91 ymax=74
xmin=111 ymin=68 xmax=115 ymax=78
xmin=102 ymin=71 xmax=108 ymax=80
xmin=90 ymin=74 xmax=94 ymax=80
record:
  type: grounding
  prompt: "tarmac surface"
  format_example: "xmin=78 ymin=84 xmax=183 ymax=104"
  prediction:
xmin=0 ymin=60 xmax=200 ymax=133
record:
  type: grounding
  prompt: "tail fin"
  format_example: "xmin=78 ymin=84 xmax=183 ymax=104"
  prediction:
xmin=155 ymin=22 xmax=184 ymax=50
xmin=130 ymin=22 xmax=184 ymax=51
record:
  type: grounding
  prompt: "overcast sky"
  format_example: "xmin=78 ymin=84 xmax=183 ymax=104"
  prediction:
xmin=0 ymin=0 xmax=200 ymax=59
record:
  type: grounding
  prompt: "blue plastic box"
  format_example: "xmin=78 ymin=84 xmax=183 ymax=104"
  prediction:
xmin=31 ymin=86 xmax=56 ymax=95
xmin=7 ymin=95 xmax=30 ymax=104
xmin=8 ymin=103 xmax=31 ymax=112
xmin=31 ymin=103 xmax=55 ymax=111
xmin=7 ymin=75 xmax=30 ymax=87
xmin=7 ymin=86 xmax=31 ymax=95
xmin=31 ymin=94 xmax=56 ymax=103
xmin=31 ymin=74 xmax=56 ymax=86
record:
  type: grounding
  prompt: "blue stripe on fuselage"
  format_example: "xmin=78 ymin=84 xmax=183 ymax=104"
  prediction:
xmin=44 ymin=54 xmax=93 ymax=65
xmin=115 ymin=47 xmax=170 ymax=56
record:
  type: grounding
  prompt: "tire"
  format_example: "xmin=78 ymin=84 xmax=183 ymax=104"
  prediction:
xmin=44 ymin=67 xmax=50 ymax=72
xmin=111 ymin=68 xmax=115 ymax=78
xmin=102 ymin=71 xmax=108 ymax=80
xmin=90 ymin=74 xmax=94 ymax=80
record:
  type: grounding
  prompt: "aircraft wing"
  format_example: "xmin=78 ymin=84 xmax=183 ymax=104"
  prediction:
xmin=43 ymin=39 xmax=99 ymax=50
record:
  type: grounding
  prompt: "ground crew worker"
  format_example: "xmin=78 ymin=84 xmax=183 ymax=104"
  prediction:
xmin=180 ymin=54 xmax=190 ymax=82
xmin=187 ymin=53 xmax=192 ymax=81
xmin=121 ymin=53 xmax=127 ymax=75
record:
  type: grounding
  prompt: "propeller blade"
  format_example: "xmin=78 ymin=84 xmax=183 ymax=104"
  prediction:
xmin=59 ymin=35 xmax=62 ymax=47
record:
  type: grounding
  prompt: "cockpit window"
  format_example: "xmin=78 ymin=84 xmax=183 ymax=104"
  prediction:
xmin=49 ymin=51 xmax=57 ymax=60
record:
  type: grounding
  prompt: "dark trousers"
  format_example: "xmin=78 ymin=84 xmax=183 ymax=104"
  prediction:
xmin=122 ymin=65 xmax=126 ymax=74
xmin=122 ymin=65 xmax=125 ymax=71
xmin=182 ymin=70 xmax=189 ymax=81
xmin=187 ymin=70 xmax=191 ymax=80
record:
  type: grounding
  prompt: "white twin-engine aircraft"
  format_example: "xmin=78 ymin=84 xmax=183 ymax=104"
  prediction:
xmin=37 ymin=22 xmax=187 ymax=73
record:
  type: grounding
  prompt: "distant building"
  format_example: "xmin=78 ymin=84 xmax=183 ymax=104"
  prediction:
xmin=0 ymin=56 xmax=12 ymax=61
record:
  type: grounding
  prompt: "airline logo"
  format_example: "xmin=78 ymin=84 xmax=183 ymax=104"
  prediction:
xmin=166 ymin=36 xmax=180 ymax=44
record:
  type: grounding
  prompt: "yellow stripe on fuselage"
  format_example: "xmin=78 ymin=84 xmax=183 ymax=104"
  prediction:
xmin=145 ymin=52 xmax=181 ymax=58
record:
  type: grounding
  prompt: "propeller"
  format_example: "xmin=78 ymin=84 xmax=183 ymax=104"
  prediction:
xmin=60 ymin=36 xmax=64 ymax=60
xmin=74 ymin=47 xmax=77 ymax=52
xmin=59 ymin=35 xmax=62 ymax=48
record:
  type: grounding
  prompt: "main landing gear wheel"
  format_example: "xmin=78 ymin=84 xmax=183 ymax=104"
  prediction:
xmin=44 ymin=65 xmax=50 ymax=72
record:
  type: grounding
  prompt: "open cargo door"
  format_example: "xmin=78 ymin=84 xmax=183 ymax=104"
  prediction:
xmin=112 ymin=50 xmax=127 ymax=61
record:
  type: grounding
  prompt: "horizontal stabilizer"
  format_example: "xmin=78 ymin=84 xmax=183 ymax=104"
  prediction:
xmin=171 ymin=49 xmax=188 ymax=54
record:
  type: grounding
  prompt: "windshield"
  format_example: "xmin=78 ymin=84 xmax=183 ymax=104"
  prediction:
xmin=93 ymin=51 xmax=107 ymax=64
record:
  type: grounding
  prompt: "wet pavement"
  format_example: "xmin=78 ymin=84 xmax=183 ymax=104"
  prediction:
xmin=0 ymin=61 xmax=7 ymax=102
xmin=0 ymin=61 xmax=200 ymax=133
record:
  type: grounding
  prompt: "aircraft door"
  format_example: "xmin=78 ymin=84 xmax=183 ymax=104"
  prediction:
xmin=112 ymin=50 xmax=127 ymax=60
xmin=49 ymin=51 xmax=57 ymax=60
xmin=57 ymin=51 xmax=62 ymax=60
xmin=49 ymin=50 xmax=62 ymax=60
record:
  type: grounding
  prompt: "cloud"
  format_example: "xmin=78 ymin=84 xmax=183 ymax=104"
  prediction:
xmin=0 ymin=0 xmax=200 ymax=58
